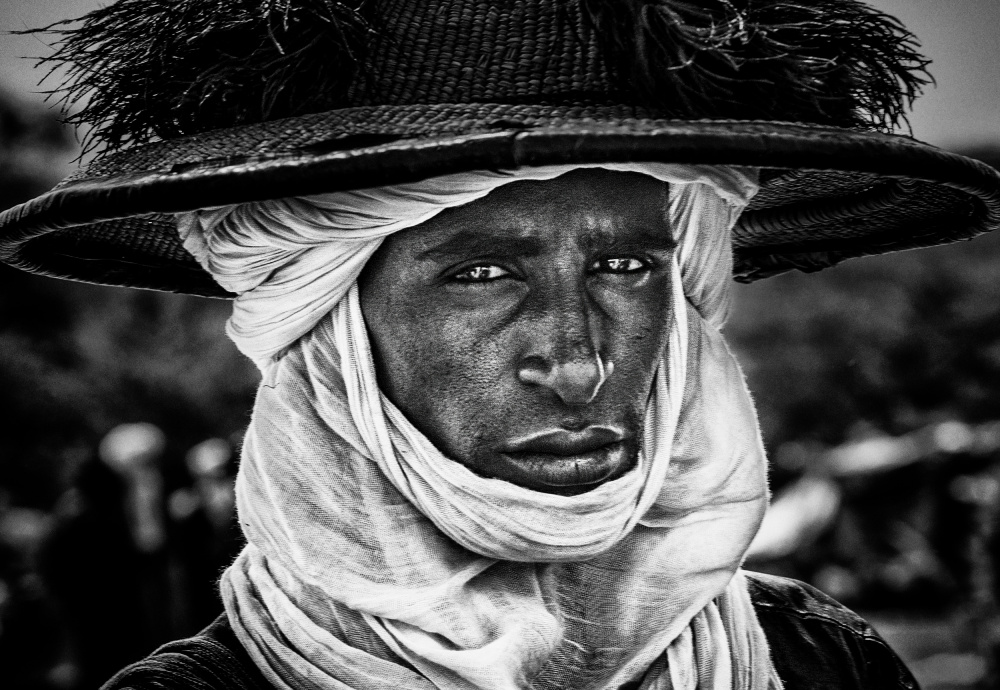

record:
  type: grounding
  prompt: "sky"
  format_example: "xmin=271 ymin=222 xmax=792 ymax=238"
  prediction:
xmin=1 ymin=0 xmax=998 ymax=151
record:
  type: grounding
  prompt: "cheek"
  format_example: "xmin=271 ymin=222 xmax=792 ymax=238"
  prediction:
xmin=599 ymin=279 xmax=674 ymax=386
xmin=364 ymin=299 xmax=516 ymax=457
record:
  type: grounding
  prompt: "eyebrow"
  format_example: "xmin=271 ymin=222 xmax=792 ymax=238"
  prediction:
xmin=583 ymin=226 xmax=677 ymax=253
xmin=418 ymin=225 xmax=677 ymax=262
xmin=417 ymin=228 xmax=545 ymax=261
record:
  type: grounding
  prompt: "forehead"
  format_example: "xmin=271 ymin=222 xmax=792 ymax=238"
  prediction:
xmin=401 ymin=168 xmax=674 ymax=257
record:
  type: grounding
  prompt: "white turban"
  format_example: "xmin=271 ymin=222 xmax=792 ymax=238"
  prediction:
xmin=176 ymin=164 xmax=783 ymax=690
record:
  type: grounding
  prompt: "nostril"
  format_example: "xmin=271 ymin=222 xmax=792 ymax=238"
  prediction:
xmin=517 ymin=356 xmax=553 ymax=387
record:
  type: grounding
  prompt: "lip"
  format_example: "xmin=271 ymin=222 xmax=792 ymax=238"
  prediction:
xmin=499 ymin=426 xmax=632 ymax=493
xmin=505 ymin=426 xmax=626 ymax=456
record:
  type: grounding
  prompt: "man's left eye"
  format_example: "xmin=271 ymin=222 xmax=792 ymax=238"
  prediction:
xmin=593 ymin=257 xmax=648 ymax=273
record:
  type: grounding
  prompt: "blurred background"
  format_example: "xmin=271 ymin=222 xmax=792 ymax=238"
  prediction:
xmin=1 ymin=2 xmax=999 ymax=689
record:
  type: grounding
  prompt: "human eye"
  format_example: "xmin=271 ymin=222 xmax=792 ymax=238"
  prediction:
xmin=592 ymin=257 xmax=651 ymax=274
xmin=451 ymin=264 xmax=512 ymax=283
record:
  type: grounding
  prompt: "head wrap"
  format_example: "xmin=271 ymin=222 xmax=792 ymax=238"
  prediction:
xmin=177 ymin=164 xmax=783 ymax=689
xmin=178 ymin=164 xmax=754 ymax=370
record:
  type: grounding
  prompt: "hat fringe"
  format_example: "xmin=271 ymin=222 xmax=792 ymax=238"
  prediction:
xmin=27 ymin=0 xmax=376 ymax=153
xmin=580 ymin=0 xmax=930 ymax=132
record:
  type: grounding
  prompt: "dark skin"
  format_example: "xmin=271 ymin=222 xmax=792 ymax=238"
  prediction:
xmin=359 ymin=169 xmax=676 ymax=495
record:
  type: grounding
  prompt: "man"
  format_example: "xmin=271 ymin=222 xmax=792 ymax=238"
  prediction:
xmin=3 ymin=0 xmax=999 ymax=687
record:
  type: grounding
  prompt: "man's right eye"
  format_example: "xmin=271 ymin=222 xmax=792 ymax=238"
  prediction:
xmin=452 ymin=265 xmax=511 ymax=282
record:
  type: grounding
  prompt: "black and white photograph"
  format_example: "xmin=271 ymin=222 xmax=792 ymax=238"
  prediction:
xmin=1 ymin=1 xmax=999 ymax=688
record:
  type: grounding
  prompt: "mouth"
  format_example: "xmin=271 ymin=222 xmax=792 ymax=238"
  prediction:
xmin=498 ymin=427 xmax=634 ymax=495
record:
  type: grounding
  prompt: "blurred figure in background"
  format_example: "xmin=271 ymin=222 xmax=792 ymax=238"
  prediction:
xmin=0 ymin=489 xmax=64 ymax=689
xmin=168 ymin=437 xmax=241 ymax=633
xmin=0 ymin=80 xmax=256 ymax=690
xmin=38 ymin=423 xmax=170 ymax=689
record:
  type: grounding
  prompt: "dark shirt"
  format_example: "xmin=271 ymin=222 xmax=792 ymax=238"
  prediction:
xmin=102 ymin=572 xmax=919 ymax=689
xmin=747 ymin=573 xmax=918 ymax=689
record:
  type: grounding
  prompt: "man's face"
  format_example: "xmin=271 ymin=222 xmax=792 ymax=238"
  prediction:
xmin=359 ymin=169 xmax=675 ymax=495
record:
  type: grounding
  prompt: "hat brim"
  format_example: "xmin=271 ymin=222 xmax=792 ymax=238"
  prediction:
xmin=1 ymin=104 xmax=998 ymax=297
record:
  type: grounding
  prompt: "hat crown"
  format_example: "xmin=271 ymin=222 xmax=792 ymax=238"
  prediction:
xmin=41 ymin=0 xmax=929 ymax=153
xmin=357 ymin=0 xmax=615 ymax=108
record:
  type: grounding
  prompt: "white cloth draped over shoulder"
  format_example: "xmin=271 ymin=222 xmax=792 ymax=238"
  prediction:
xmin=176 ymin=163 xmax=784 ymax=689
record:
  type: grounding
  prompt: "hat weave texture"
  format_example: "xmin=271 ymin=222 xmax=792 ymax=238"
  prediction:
xmin=2 ymin=0 xmax=999 ymax=295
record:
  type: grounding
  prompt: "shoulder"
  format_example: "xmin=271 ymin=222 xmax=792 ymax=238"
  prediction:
xmin=745 ymin=571 xmax=920 ymax=689
xmin=100 ymin=615 xmax=273 ymax=690
xmin=103 ymin=579 xmax=919 ymax=690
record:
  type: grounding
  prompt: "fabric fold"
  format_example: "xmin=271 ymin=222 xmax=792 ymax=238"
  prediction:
xmin=178 ymin=164 xmax=784 ymax=689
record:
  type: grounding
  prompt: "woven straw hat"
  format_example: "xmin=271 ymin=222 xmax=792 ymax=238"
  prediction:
xmin=2 ymin=0 xmax=999 ymax=297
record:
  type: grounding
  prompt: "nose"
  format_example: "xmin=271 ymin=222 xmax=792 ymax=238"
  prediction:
xmin=516 ymin=294 xmax=613 ymax=405
xmin=518 ymin=354 xmax=613 ymax=405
